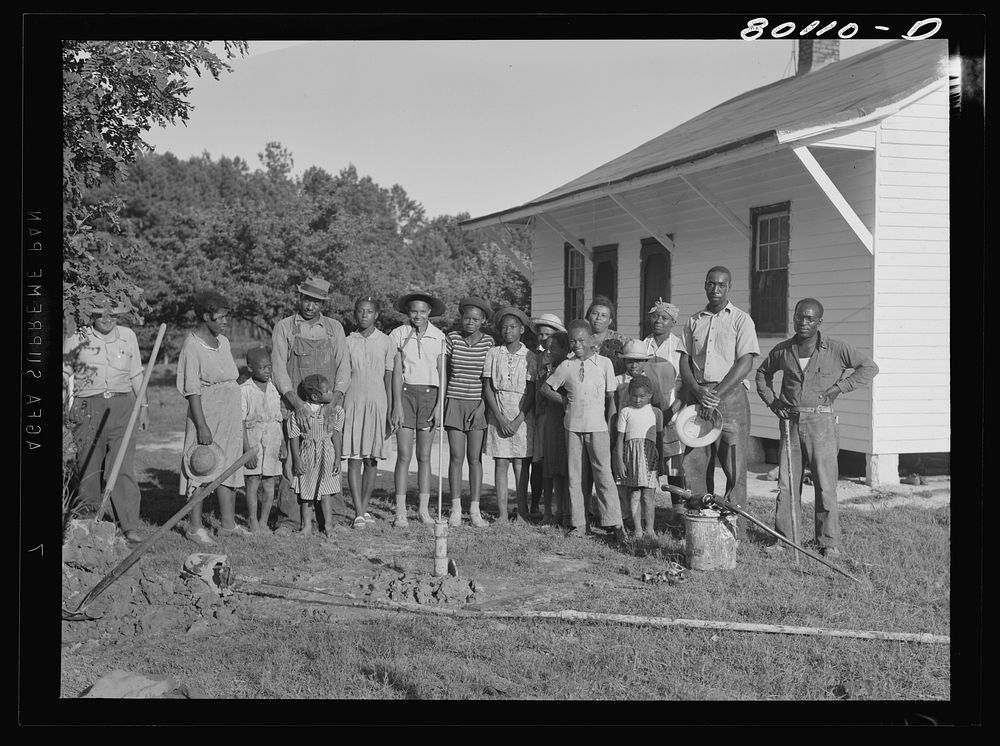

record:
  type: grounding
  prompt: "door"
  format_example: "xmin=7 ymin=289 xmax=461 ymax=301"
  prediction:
xmin=591 ymin=244 xmax=619 ymax=329
xmin=640 ymin=236 xmax=672 ymax=339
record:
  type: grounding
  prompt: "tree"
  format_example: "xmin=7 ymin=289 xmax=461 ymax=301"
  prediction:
xmin=62 ymin=40 xmax=248 ymax=332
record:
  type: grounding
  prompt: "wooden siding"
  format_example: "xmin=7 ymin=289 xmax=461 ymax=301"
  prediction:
xmin=872 ymin=84 xmax=950 ymax=454
xmin=531 ymin=145 xmax=879 ymax=453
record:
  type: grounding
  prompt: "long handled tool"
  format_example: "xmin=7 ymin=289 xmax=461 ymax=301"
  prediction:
xmin=94 ymin=323 xmax=166 ymax=523
xmin=437 ymin=347 xmax=446 ymax=520
xmin=62 ymin=447 xmax=258 ymax=621
xmin=782 ymin=418 xmax=802 ymax=568
xmin=659 ymin=483 xmax=863 ymax=584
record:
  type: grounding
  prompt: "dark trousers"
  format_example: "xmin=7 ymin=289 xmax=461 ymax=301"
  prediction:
xmin=682 ymin=386 xmax=751 ymax=536
xmin=775 ymin=412 xmax=841 ymax=548
xmin=71 ymin=394 xmax=140 ymax=532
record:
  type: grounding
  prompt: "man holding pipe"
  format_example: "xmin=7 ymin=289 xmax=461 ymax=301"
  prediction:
xmin=271 ymin=277 xmax=351 ymax=531
xmin=678 ymin=266 xmax=759 ymax=537
xmin=63 ymin=299 xmax=149 ymax=544
xmin=755 ymin=298 xmax=879 ymax=559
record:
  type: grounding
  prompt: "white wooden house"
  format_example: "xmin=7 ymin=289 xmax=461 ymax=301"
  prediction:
xmin=462 ymin=40 xmax=950 ymax=485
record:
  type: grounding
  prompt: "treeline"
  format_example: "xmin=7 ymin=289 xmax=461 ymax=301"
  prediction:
xmin=86 ymin=142 xmax=531 ymax=357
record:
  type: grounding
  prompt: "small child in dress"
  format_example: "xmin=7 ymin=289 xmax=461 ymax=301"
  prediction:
xmin=241 ymin=347 xmax=284 ymax=533
xmin=612 ymin=375 xmax=663 ymax=539
xmin=287 ymin=373 xmax=345 ymax=537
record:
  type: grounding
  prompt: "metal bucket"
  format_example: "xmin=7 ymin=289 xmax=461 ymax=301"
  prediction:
xmin=684 ymin=511 xmax=738 ymax=571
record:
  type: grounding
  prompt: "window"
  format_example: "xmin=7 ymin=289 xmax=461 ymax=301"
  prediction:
xmin=591 ymin=244 xmax=619 ymax=329
xmin=564 ymin=242 xmax=585 ymax=323
xmin=750 ymin=203 xmax=790 ymax=334
xmin=640 ymin=237 xmax=672 ymax=339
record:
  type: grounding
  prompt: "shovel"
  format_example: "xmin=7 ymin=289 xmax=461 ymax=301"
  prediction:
xmin=782 ymin=418 xmax=802 ymax=568
xmin=62 ymin=447 xmax=258 ymax=621
xmin=94 ymin=324 xmax=166 ymax=523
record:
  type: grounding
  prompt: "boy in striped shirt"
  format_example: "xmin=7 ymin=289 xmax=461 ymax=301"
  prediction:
xmin=443 ymin=297 xmax=495 ymax=527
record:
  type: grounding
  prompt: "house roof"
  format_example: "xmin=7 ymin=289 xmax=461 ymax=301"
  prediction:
xmin=463 ymin=40 xmax=948 ymax=227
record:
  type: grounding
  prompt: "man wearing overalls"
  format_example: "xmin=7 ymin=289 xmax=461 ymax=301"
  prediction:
xmin=271 ymin=277 xmax=351 ymax=530
xmin=755 ymin=298 xmax=879 ymax=559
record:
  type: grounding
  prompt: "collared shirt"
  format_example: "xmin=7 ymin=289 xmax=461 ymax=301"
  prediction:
xmin=63 ymin=325 xmax=143 ymax=398
xmin=546 ymin=353 xmax=617 ymax=433
xmin=389 ymin=322 xmax=447 ymax=386
xmin=755 ymin=331 xmax=879 ymax=409
xmin=446 ymin=331 xmax=494 ymax=400
xmin=271 ymin=312 xmax=350 ymax=397
xmin=682 ymin=301 xmax=760 ymax=385
xmin=240 ymin=378 xmax=283 ymax=426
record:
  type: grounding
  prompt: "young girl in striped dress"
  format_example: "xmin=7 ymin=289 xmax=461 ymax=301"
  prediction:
xmin=612 ymin=375 xmax=663 ymax=539
xmin=288 ymin=373 xmax=345 ymax=537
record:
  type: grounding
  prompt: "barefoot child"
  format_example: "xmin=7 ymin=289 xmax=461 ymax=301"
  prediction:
xmin=287 ymin=374 xmax=345 ymax=536
xmin=444 ymin=297 xmax=494 ymax=527
xmin=241 ymin=347 xmax=283 ymax=533
xmin=539 ymin=319 xmax=624 ymax=541
xmin=612 ymin=375 xmax=663 ymax=539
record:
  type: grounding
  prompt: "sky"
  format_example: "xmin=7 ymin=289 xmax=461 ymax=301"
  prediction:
xmin=144 ymin=39 xmax=894 ymax=221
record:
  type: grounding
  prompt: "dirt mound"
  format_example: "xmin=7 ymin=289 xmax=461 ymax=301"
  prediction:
xmin=62 ymin=520 xmax=248 ymax=644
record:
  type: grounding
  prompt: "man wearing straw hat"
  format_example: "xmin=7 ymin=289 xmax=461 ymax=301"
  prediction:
xmin=755 ymin=298 xmax=879 ymax=560
xmin=678 ymin=266 xmax=760 ymax=537
xmin=271 ymin=276 xmax=351 ymax=531
xmin=63 ymin=297 xmax=149 ymax=544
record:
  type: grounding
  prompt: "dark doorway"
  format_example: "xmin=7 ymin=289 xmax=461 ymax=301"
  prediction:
xmin=592 ymin=244 xmax=618 ymax=329
xmin=640 ymin=236 xmax=672 ymax=339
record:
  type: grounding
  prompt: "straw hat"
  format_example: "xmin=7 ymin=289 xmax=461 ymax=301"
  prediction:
xmin=183 ymin=442 xmax=227 ymax=482
xmin=296 ymin=276 xmax=331 ymax=301
xmin=531 ymin=312 xmax=566 ymax=334
xmin=620 ymin=339 xmax=653 ymax=361
xmin=396 ymin=292 xmax=446 ymax=317
xmin=493 ymin=306 xmax=534 ymax=333
xmin=674 ymin=405 xmax=724 ymax=448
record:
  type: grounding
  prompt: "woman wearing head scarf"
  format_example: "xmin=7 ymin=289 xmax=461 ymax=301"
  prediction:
xmin=642 ymin=298 xmax=688 ymax=498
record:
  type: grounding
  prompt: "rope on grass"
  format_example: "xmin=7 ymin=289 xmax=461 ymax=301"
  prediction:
xmin=235 ymin=585 xmax=950 ymax=645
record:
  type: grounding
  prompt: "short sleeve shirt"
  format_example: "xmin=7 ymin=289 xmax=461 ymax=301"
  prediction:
xmin=445 ymin=331 xmax=493 ymax=400
xmin=240 ymin=379 xmax=283 ymax=425
xmin=545 ymin=353 xmax=617 ymax=433
xmin=389 ymin=322 xmax=447 ymax=386
xmin=682 ymin=302 xmax=760 ymax=385
xmin=176 ymin=333 xmax=239 ymax=397
xmin=63 ymin=325 xmax=143 ymax=397
xmin=616 ymin=403 xmax=660 ymax=442
xmin=482 ymin=343 xmax=537 ymax=394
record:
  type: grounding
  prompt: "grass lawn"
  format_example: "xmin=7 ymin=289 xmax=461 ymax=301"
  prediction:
xmin=60 ymin=380 xmax=951 ymax=704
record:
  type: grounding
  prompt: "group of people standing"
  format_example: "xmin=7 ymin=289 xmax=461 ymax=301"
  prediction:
xmin=65 ymin=263 xmax=878 ymax=560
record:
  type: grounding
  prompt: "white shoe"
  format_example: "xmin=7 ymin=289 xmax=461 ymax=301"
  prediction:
xmin=448 ymin=512 xmax=463 ymax=527
xmin=188 ymin=527 xmax=215 ymax=546
xmin=418 ymin=511 xmax=435 ymax=525
xmin=392 ymin=514 xmax=409 ymax=528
